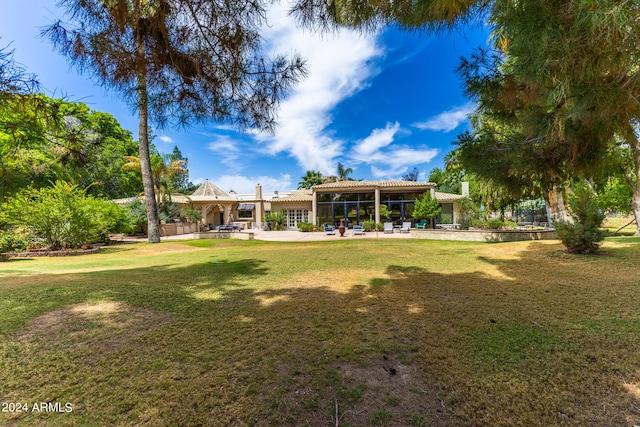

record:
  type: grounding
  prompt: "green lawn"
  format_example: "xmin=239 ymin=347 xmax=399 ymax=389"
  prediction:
xmin=1 ymin=237 xmax=640 ymax=426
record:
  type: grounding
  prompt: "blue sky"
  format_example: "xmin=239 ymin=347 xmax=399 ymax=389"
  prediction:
xmin=1 ymin=1 xmax=489 ymax=194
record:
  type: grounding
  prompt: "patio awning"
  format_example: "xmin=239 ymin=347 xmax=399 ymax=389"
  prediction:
xmin=237 ymin=203 xmax=255 ymax=210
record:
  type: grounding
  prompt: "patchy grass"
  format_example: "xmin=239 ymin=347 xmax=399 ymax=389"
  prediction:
xmin=1 ymin=237 xmax=640 ymax=426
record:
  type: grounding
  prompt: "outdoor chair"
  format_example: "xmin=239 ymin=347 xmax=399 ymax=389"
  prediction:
xmin=415 ymin=220 xmax=427 ymax=229
xmin=400 ymin=222 xmax=411 ymax=233
xmin=324 ymin=223 xmax=335 ymax=235
xmin=352 ymin=224 xmax=365 ymax=236
xmin=383 ymin=222 xmax=394 ymax=234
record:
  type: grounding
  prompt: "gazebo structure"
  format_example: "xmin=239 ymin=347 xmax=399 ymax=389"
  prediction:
xmin=172 ymin=180 xmax=239 ymax=228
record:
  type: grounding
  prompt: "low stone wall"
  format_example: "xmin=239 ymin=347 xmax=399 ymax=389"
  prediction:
xmin=192 ymin=231 xmax=254 ymax=241
xmin=160 ymin=222 xmax=198 ymax=236
xmin=3 ymin=247 xmax=100 ymax=259
xmin=410 ymin=228 xmax=557 ymax=242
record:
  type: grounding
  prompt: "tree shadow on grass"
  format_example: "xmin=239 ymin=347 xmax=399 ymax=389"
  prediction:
xmin=2 ymin=241 xmax=640 ymax=426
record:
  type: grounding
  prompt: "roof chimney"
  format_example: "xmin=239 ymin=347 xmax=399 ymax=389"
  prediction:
xmin=461 ymin=182 xmax=470 ymax=197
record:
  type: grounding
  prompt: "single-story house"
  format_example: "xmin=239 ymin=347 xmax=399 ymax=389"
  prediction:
xmin=116 ymin=180 xmax=467 ymax=232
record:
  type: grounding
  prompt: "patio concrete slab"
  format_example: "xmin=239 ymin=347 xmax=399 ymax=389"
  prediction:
xmin=113 ymin=229 xmax=414 ymax=243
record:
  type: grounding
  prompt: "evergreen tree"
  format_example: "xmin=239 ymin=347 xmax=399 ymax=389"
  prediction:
xmin=169 ymin=145 xmax=190 ymax=193
xmin=44 ymin=0 xmax=306 ymax=242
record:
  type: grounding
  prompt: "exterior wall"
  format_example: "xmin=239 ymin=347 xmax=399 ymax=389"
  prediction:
xmin=453 ymin=201 xmax=461 ymax=224
xmin=272 ymin=202 xmax=311 ymax=230
xmin=159 ymin=222 xmax=199 ymax=236
xmin=410 ymin=229 xmax=557 ymax=242
xmin=192 ymin=231 xmax=254 ymax=240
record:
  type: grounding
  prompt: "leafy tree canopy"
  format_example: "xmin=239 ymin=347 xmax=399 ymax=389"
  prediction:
xmin=0 ymin=93 xmax=141 ymax=201
xmin=44 ymin=0 xmax=307 ymax=243
xmin=298 ymin=170 xmax=324 ymax=189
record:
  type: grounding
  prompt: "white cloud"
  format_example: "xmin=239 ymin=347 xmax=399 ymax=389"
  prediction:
xmin=206 ymin=135 xmax=247 ymax=172
xmin=158 ymin=135 xmax=174 ymax=144
xmin=413 ymin=102 xmax=475 ymax=132
xmin=348 ymin=123 xmax=438 ymax=179
xmin=212 ymin=174 xmax=293 ymax=194
xmin=368 ymin=146 xmax=439 ymax=178
xmin=352 ymin=122 xmax=400 ymax=158
xmin=254 ymin=4 xmax=383 ymax=175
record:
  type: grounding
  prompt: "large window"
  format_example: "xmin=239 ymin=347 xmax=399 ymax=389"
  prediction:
xmin=380 ymin=192 xmax=423 ymax=222
xmin=237 ymin=203 xmax=255 ymax=219
xmin=317 ymin=192 xmax=375 ymax=226
xmin=316 ymin=189 xmax=430 ymax=226
xmin=437 ymin=203 xmax=454 ymax=224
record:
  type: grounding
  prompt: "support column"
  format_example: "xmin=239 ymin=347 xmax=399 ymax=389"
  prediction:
xmin=374 ymin=188 xmax=381 ymax=224
xmin=312 ymin=190 xmax=318 ymax=225
xmin=255 ymin=184 xmax=263 ymax=229
xmin=201 ymin=206 xmax=208 ymax=226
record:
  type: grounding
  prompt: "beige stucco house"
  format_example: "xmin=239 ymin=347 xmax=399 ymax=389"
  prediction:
xmin=184 ymin=180 xmax=465 ymax=230
xmin=116 ymin=179 xmax=466 ymax=232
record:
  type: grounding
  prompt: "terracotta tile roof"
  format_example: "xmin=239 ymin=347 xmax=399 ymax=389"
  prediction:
xmin=112 ymin=196 xmax=140 ymax=205
xmin=312 ymin=180 xmax=436 ymax=190
xmin=271 ymin=189 xmax=313 ymax=202
xmin=191 ymin=180 xmax=233 ymax=198
xmin=435 ymin=191 xmax=464 ymax=202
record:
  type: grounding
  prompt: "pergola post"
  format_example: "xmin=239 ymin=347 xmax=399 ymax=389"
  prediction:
xmin=312 ymin=190 xmax=318 ymax=225
xmin=375 ymin=187 xmax=381 ymax=224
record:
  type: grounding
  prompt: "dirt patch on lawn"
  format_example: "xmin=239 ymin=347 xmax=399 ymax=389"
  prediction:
xmin=280 ymin=353 xmax=450 ymax=426
xmin=15 ymin=302 xmax=172 ymax=357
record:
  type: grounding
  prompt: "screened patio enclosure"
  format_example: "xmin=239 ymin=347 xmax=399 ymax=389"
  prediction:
xmin=311 ymin=180 xmax=449 ymax=227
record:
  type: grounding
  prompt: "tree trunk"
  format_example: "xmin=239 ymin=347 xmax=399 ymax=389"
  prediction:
xmin=626 ymin=131 xmax=640 ymax=236
xmin=546 ymin=184 xmax=571 ymax=226
xmin=135 ymin=2 xmax=160 ymax=243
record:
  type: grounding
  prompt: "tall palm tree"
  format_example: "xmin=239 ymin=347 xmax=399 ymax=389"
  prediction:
xmin=122 ymin=153 xmax=186 ymax=204
xmin=298 ymin=170 xmax=324 ymax=189
xmin=337 ymin=162 xmax=354 ymax=181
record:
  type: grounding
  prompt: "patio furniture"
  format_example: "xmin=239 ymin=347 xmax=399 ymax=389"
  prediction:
xmin=324 ymin=223 xmax=335 ymax=235
xmin=383 ymin=222 xmax=394 ymax=234
xmin=352 ymin=224 xmax=365 ymax=236
xmin=400 ymin=222 xmax=411 ymax=233
xmin=415 ymin=220 xmax=427 ymax=229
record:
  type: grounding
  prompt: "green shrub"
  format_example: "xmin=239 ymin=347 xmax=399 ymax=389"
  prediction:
xmin=379 ymin=205 xmax=391 ymax=221
xmin=485 ymin=218 xmax=504 ymax=230
xmin=0 ymin=229 xmax=29 ymax=253
xmin=413 ymin=192 xmax=441 ymax=224
xmin=297 ymin=221 xmax=314 ymax=232
xmin=265 ymin=211 xmax=286 ymax=230
xmin=182 ymin=207 xmax=203 ymax=223
xmin=90 ymin=199 xmax=136 ymax=242
xmin=503 ymin=220 xmax=519 ymax=229
xmin=457 ymin=197 xmax=480 ymax=230
xmin=362 ymin=220 xmax=376 ymax=232
xmin=125 ymin=199 xmax=148 ymax=234
xmin=471 ymin=218 xmax=504 ymax=229
xmin=554 ymin=184 xmax=606 ymax=254
xmin=158 ymin=201 xmax=180 ymax=223
xmin=0 ymin=181 xmax=104 ymax=250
